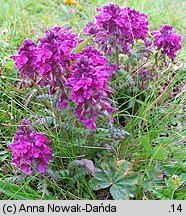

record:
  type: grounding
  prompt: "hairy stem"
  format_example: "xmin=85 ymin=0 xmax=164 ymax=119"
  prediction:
xmin=116 ymin=47 xmax=119 ymax=66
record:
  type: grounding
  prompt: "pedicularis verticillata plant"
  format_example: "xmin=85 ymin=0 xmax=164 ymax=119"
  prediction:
xmin=66 ymin=45 xmax=117 ymax=130
xmin=9 ymin=4 xmax=182 ymax=175
xmin=84 ymin=4 xmax=149 ymax=54
xmin=8 ymin=119 xmax=53 ymax=174
xmin=152 ymin=24 xmax=182 ymax=61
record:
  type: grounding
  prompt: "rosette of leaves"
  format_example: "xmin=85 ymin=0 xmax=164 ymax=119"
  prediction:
xmin=89 ymin=159 xmax=138 ymax=200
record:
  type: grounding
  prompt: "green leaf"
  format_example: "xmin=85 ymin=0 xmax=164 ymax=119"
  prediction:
xmin=117 ymin=160 xmax=132 ymax=173
xmin=89 ymin=170 xmax=112 ymax=190
xmin=110 ymin=184 xmax=129 ymax=200
xmin=110 ymin=173 xmax=138 ymax=200
xmin=152 ymin=188 xmax=171 ymax=200
xmin=152 ymin=146 xmax=168 ymax=160
xmin=146 ymin=161 xmax=161 ymax=180
xmin=121 ymin=173 xmax=138 ymax=185
xmin=180 ymin=173 xmax=186 ymax=182
xmin=72 ymin=36 xmax=93 ymax=53
xmin=143 ymin=179 xmax=153 ymax=191
xmin=175 ymin=185 xmax=186 ymax=200
xmin=110 ymin=72 xmax=130 ymax=85
xmin=172 ymin=146 xmax=186 ymax=160
xmin=140 ymin=136 xmax=152 ymax=155
xmin=163 ymin=162 xmax=186 ymax=176
xmin=0 ymin=179 xmax=41 ymax=200
xmin=89 ymin=168 xmax=138 ymax=200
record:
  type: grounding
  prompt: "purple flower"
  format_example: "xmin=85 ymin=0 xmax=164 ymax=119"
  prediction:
xmin=95 ymin=4 xmax=121 ymax=32
xmin=84 ymin=21 xmax=99 ymax=35
xmin=11 ymin=27 xmax=81 ymax=108
xmin=84 ymin=4 xmax=148 ymax=54
xmin=11 ymin=26 xmax=119 ymax=130
xmin=66 ymin=45 xmax=117 ymax=130
xmin=11 ymin=39 xmax=38 ymax=87
xmin=152 ymin=24 xmax=182 ymax=60
xmin=8 ymin=119 xmax=53 ymax=174
xmin=35 ymin=27 xmax=81 ymax=106
xmin=138 ymin=67 xmax=149 ymax=77
xmin=118 ymin=7 xmax=148 ymax=40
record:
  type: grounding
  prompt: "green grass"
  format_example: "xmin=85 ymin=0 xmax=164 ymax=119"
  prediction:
xmin=0 ymin=0 xmax=186 ymax=200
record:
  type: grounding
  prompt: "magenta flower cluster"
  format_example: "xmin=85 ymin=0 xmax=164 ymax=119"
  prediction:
xmin=11 ymin=39 xmax=38 ymax=88
xmin=35 ymin=26 xmax=82 ymax=108
xmin=9 ymin=3 xmax=183 ymax=176
xmin=12 ymin=27 xmax=117 ymax=130
xmin=8 ymin=119 xmax=53 ymax=174
xmin=35 ymin=27 xmax=80 ymax=96
xmin=66 ymin=45 xmax=117 ymax=130
xmin=152 ymin=24 xmax=182 ymax=60
xmin=12 ymin=27 xmax=80 ymax=108
xmin=11 ymin=5 xmax=182 ymax=132
xmin=84 ymin=4 xmax=148 ymax=54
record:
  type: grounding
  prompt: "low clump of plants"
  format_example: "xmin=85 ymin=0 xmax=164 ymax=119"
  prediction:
xmin=0 ymin=2 xmax=185 ymax=200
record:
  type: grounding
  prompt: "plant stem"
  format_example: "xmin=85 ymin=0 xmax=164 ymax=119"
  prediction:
xmin=171 ymin=188 xmax=176 ymax=199
xmin=116 ymin=47 xmax=119 ymax=67
xmin=150 ymin=51 xmax=159 ymax=74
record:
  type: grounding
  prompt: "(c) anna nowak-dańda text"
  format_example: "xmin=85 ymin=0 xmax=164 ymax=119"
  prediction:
xmin=17 ymin=203 xmax=117 ymax=213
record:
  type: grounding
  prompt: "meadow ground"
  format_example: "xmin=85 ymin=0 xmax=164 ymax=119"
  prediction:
xmin=0 ymin=0 xmax=185 ymax=200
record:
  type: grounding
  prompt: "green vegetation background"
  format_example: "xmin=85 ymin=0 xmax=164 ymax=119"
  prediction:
xmin=0 ymin=0 xmax=185 ymax=200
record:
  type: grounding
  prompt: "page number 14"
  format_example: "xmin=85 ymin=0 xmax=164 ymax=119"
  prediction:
xmin=170 ymin=204 xmax=182 ymax=213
